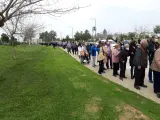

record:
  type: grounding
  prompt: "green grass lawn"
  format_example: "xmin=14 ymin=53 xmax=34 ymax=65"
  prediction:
xmin=0 ymin=45 xmax=160 ymax=120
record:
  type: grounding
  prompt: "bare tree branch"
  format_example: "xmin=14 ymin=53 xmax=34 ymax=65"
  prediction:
xmin=0 ymin=0 xmax=89 ymax=27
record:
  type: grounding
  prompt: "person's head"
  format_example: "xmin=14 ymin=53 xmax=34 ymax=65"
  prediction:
xmin=124 ymin=44 xmax=129 ymax=50
xmin=131 ymin=38 xmax=134 ymax=41
xmin=106 ymin=41 xmax=110 ymax=46
xmin=114 ymin=44 xmax=120 ymax=50
xmin=121 ymin=38 xmax=124 ymax=42
xmin=140 ymin=39 xmax=148 ymax=49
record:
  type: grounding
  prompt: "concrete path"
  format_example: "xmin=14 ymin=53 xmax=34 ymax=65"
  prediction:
xmin=63 ymin=49 xmax=160 ymax=104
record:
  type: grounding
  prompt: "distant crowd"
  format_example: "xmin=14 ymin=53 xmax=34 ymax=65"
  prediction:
xmin=43 ymin=38 xmax=160 ymax=99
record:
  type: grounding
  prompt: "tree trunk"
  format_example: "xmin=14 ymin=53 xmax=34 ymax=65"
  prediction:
xmin=11 ymin=35 xmax=16 ymax=60
xmin=12 ymin=46 xmax=16 ymax=60
xmin=29 ymin=39 xmax=31 ymax=46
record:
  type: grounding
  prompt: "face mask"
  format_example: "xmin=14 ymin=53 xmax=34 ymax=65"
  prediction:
xmin=126 ymin=48 xmax=129 ymax=50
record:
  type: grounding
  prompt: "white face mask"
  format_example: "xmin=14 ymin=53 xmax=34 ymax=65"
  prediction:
xmin=126 ymin=48 xmax=129 ymax=50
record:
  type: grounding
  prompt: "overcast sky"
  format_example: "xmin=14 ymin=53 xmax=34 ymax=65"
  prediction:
xmin=1 ymin=0 xmax=160 ymax=39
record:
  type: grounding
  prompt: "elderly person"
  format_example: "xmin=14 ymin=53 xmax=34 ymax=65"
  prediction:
xmin=97 ymin=42 xmax=106 ymax=74
xmin=119 ymin=44 xmax=129 ymax=80
xmin=134 ymin=39 xmax=148 ymax=90
xmin=129 ymin=38 xmax=137 ymax=79
xmin=148 ymin=37 xmax=155 ymax=83
xmin=112 ymin=44 xmax=120 ymax=77
xmin=106 ymin=41 xmax=112 ymax=69
xmin=151 ymin=47 xmax=160 ymax=98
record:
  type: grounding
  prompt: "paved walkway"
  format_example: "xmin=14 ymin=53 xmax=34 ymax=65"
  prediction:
xmin=62 ymin=49 xmax=160 ymax=104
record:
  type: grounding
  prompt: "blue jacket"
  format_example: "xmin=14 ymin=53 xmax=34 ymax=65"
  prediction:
xmin=91 ymin=45 xmax=97 ymax=56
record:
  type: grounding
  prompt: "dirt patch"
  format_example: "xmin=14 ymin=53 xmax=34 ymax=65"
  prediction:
xmin=71 ymin=112 xmax=77 ymax=117
xmin=93 ymin=97 xmax=102 ymax=101
xmin=73 ymin=82 xmax=87 ymax=89
xmin=116 ymin=88 xmax=123 ymax=92
xmin=116 ymin=106 xmax=122 ymax=112
xmin=119 ymin=104 xmax=151 ymax=120
xmin=85 ymin=103 xmax=103 ymax=113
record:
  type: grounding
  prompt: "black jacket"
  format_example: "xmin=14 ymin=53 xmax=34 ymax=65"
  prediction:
xmin=119 ymin=48 xmax=129 ymax=63
xmin=129 ymin=41 xmax=137 ymax=66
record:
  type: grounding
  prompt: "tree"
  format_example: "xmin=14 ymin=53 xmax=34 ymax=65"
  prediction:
xmin=107 ymin=34 xmax=113 ymax=40
xmin=39 ymin=30 xmax=57 ymax=44
xmin=2 ymin=13 xmax=24 ymax=59
xmin=128 ymin=32 xmax=136 ymax=39
xmin=21 ymin=23 xmax=42 ymax=45
xmin=154 ymin=25 xmax=160 ymax=34
xmin=134 ymin=25 xmax=149 ymax=39
xmin=49 ymin=30 xmax=57 ymax=41
xmin=0 ymin=0 xmax=85 ymax=27
xmin=74 ymin=31 xmax=81 ymax=41
xmin=103 ymin=29 xmax=107 ymax=38
xmin=82 ymin=30 xmax=91 ymax=41
xmin=1 ymin=33 xmax=9 ymax=43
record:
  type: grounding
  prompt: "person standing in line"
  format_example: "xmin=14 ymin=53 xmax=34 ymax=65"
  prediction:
xmin=71 ymin=42 xmax=76 ymax=55
xmin=119 ymin=38 xmax=124 ymax=51
xmin=97 ymin=42 xmax=106 ymax=74
xmin=86 ymin=43 xmax=91 ymax=60
xmin=129 ymin=38 xmax=137 ymax=79
xmin=134 ymin=39 xmax=148 ymax=90
xmin=148 ymin=37 xmax=155 ymax=83
xmin=66 ymin=42 xmax=71 ymax=54
xmin=78 ymin=43 xmax=82 ymax=59
xmin=106 ymin=41 xmax=112 ymax=69
xmin=91 ymin=44 xmax=97 ymax=67
xmin=151 ymin=46 xmax=160 ymax=98
xmin=119 ymin=44 xmax=129 ymax=81
xmin=112 ymin=44 xmax=120 ymax=77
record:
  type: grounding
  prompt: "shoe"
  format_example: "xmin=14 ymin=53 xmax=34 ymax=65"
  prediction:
xmin=104 ymin=68 xmax=107 ymax=70
xmin=116 ymin=73 xmax=119 ymax=75
xmin=149 ymin=81 xmax=153 ymax=83
xmin=131 ymin=76 xmax=134 ymax=79
xmin=102 ymin=71 xmax=106 ymax=73
xmin=113 ymin=75 xmax=117 ymax=77
xmin=119 ymin=77 xmax=123 ymax=81
xmin=157 ymin=94 xmax=160 ymax=98
xmin=134 ymin=86 xmax=140 ymax=90
xmin=140 ymin=85 xmax=147 ymax=88
xmin=124 ymin=77 xmax=127 ymax=79
xmin=98 ymin=72 xmax=102 ymax=75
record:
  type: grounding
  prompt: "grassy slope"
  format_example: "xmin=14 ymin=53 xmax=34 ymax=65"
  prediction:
xmin=0 ymin=45 xmax=160 ymax=120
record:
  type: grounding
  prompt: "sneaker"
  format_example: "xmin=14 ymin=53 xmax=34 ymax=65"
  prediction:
xmin=140 ymin=85 xmax=147 ymax=88
xmin=113 ymin=75 xmax=117 ymax=77
xmin=157 ymin=94 xmax=160 ymax=98
xmin=149 ymin=81 xmax=153 ymax=83
xmin=119 ymin=77 xmax=123 ymax=81
xmin=98 ymin=72 xmax=102 ymax=75
xmin=134 ymin=86 xmax=140 ymax=90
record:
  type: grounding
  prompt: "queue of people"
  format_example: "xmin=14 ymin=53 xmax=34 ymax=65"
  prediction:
xmin=59 ymin=38 xmax=160 ymax=98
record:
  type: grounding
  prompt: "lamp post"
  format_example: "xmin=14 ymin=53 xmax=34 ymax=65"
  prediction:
xmin=68 ymin=26 xmax=74 ymax=40
xmin=90 ymin=18 xmax=97 ymax=41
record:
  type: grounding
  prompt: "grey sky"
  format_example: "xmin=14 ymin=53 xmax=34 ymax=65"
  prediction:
xmin=1 ymin=0 xmax=160 ymax=39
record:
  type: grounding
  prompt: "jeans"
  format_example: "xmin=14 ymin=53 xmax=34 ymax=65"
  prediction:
xmin=106 ymin=56 xmax=112 ymax=69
